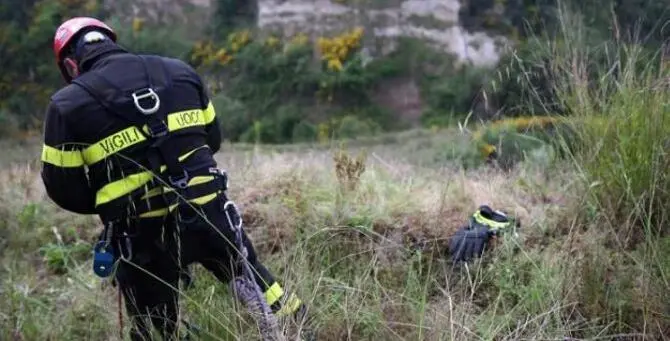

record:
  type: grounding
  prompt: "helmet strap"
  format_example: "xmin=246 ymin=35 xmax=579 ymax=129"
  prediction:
xmin=63 ymin=57 xmax=80 ymax=80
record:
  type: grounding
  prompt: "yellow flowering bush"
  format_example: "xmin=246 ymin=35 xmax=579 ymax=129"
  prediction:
xmin=228 ymin=30 xmax=251 ymax=53
xmin=289 ymin=32 xmax=310 ymax=47
xmin=186 ymin=26 xmax=395 ymax=144
xmin=472 ymin=115 xmax=563 ymax=164
xmin=317 ymin=27 xmax=364 ymax=71
xmin=191 ymin=27 xmax=366 ymax=74
xmin=132 ymin=17 xmax=145 ymax=33
xmin=191 ymin=40 xmax=235 ymax=66
xmin=471 ymin=114 xmax=609 ymax=168
xmin=264 ymin=36 xmax=281 ymax=49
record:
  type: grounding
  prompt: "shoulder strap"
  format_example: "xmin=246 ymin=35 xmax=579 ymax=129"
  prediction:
xmin=72 ymin=54 xmax=173 ymax=136
xmin=72 ymin=55 xmax=187 ymax=185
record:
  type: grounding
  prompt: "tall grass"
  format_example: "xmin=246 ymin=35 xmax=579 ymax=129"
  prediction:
xmin=0 ymin=136 xmax=583 ymax=341
xmin=2 ymin=3 xmax=670 ymax=340
xmin=506 ymin=2 xmax=670 ymax=337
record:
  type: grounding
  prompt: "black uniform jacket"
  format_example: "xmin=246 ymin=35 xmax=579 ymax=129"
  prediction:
xmin=40 ymin=51 xmax=222 ymax=220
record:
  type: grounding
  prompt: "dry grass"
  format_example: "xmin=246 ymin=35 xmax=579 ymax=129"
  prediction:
xmin=0 ymin=111 xmax=668 ymax=340
xmin=0 ymin=133 xmax=596 ymax=341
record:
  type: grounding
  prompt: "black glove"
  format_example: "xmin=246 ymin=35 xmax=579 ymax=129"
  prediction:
xmin=448 ymin=220 xmax=492 ymax=262
xmin=448 ymin=205 xmax=520 ymax=263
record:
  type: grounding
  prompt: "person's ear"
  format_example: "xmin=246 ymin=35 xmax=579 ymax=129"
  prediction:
xmin=63 ymin=57 xmax=80 ymax=79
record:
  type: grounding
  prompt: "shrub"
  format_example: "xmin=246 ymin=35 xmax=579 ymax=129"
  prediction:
xmin=291 ymin=120 xmax=318 ymax=143
xmin=507 ymin=6 xmax=670 ymax=335
xmin=107 ymin=16 xmax=194 ymax=59
xmin=472 ymin=115 xmax=558 ymax=165
xmin=0 ymin=110 xmax=20 ymax=139
xmin=335 ymin=115 xmax=382 ymax=140
xmin=190 ymin=27 xmax=399 ymax=143
xmin=0 ymin=0 xmax=107 ymax=130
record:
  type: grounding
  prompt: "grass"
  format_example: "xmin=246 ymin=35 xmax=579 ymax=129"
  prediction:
xmin=0 ymin=129 xmax=635 ymax=341
xmin=0 ymin=130 xmax=576 ymax=340
xmin=2 ymin=5 xmax=670 ymax=341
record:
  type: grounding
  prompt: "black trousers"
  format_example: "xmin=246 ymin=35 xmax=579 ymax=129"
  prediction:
xmin=113 ymin=192 xmax=277 ymax=341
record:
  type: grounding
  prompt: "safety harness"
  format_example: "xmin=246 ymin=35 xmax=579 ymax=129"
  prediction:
xmin=73 ymin=54 xmax=285 ymax=341
xmin=72 ymin=54 xmax=189 ymax=277
xmin=74 ymin=55 xmax=190 ymax=189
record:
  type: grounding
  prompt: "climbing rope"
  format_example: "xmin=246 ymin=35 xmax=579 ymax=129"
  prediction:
xmin=223 ymin=200 xmax=285 ymax=341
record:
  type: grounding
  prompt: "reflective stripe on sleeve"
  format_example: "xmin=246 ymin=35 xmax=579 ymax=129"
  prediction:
xmin=41 ymin=145 xmax=85 ymax=168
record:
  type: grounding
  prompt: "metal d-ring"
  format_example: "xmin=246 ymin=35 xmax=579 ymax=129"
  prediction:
xmin=131 ymin=88 xmax=161 ymax=115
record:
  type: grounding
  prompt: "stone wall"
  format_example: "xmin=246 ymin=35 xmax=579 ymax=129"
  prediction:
xmin=106 ymin=0 xmax=507 ymax=67
xmin=257 ymin=0 xmax=508 ymax=67
xmin=104 ymin=0 xmax=212 ymax=26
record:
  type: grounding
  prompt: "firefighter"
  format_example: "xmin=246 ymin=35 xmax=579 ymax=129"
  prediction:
xmin=41 ymin=17 xmax=308 ymax=340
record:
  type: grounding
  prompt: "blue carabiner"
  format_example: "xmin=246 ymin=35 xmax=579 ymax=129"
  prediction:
xmin=93 ymin=241 xmax=116 ymax=278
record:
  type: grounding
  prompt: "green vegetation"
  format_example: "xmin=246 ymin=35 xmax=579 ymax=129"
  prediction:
xmin=1 ymin=0 xmax=670 ymax=340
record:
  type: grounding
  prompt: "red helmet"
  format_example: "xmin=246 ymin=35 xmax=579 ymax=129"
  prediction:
xmin=53 ymin=17 xmax=117 ymax=82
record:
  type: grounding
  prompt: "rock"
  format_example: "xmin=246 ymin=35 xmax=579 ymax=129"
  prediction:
xmin=257 ymin=0 xmax=509 ymax=67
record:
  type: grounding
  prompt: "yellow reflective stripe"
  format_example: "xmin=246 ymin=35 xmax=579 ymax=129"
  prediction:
xmin=165 ymin=108 xmax=207 ymax=131
xmin=191 ymin=192 xmax=218 ymax=205
xmin=264 ymin=282 xmax=285 ymax=306
xmin=189 ymin=175 xmax=215 ymax=186
xmin=179 ymin=145 xmax=209 ymax=161
xmin=473 ymin=211 xmax=511 ymax=229
xmin=137 ymin=176 xmax=216 ymax=218
xmin=162 ymin=175 xmax=216 ymax=194
xmin=276 ymin=293 xmax=303 ymax=317
xmin=83 ymin=106 xmax=213 ymax=166
xmin=167 ymin=192 xmax=219 ymax=211
xmin=140 ymin=187 xmax=164 ymax=200
xmin=83 ymin=126 xmax=147 ymax=165
xmin=139 ymin=208 xmax=169 ymax=218
xmin=41 ymin=145 xmax=85 ymax=168
xmin=95 ymin=171 xmax=154 ymax=206
xmin=140 ymin=191 xmax=219 ymax=218
xmin=94 ymin=145 xmax=209 ymax=207
xmin=203 ymin=101 xmax=216 ymax=124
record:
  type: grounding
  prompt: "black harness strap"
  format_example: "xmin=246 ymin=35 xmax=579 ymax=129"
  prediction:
xmin=72 ymin=55 xmax=188 ymax=190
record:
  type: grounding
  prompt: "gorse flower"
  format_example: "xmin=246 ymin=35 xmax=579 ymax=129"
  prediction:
xmin=265 ymin=36 xmax=280 ymax=48
xmin=228 ymin=30 xmax=251 ymax=52
xmin=473 ymin=115 xmax=560 ymax=159
xmin=132 ymin=17 xmax=145 ymax=33
xmin=290 ymin=33 xmax=309 ymax=47
xmin=215 ymin=48 xmax=233 ymax=65
xmin=317 ymin=27 xmax=364 ymax=71
xmin=189 ymin=27 xmax=365 ymax=73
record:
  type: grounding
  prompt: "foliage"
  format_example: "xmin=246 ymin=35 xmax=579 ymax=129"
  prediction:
xmin=107 ymin=16 xmax=194 ymax=59
xmin=468 ymin=0 xmax=670 ymax=120
xmin=0 ymin=0 xmax=105 ymax=131
xmin=0 ymin=0 xmax=198 ymax=138
xmin=211 ymin=0 xmax=258 ymax=37
xmin=333 ymin=147 xmax=366 ymax=192
xmin=562 ymin=48 xmax=670 ymax=246
xmin=470 ymin=114 xmax=587 ymax=169
xmin=472 ymin=115 xmax=559 ymax=160
xmin=477 ymin=7 xmax=670 ymax=333
xmin=459 ymin=0 xmax=670 ymax=45
xmin=190 ymin=27 xmax=402 ymax=143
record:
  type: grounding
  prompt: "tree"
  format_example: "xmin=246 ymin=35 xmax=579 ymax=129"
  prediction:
xmin=211 ymin=0 xmax=258 ymax=38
